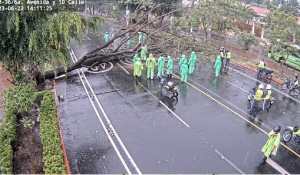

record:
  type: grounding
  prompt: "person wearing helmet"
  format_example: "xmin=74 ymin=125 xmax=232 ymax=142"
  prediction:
xmin=293 ymin=126 xmax=300 ymax=143
xmin=293 ymin=74 xmax=299 ymax=88
xmin=261 ymin=126 xmax=281 ymax=161
xmin=263 ymin=84 xmax=272 ymax=111
xmin=255 ymin=84 xmax=264 ymax=101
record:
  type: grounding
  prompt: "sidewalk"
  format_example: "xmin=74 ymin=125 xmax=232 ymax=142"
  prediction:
xmin=0 ymin=65 xmax=12 ymax=122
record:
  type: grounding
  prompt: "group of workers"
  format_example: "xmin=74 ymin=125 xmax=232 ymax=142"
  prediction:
xmin=132 ymin=45 xmax=198 ymax=83
xmin=254 ymin=83 xmax=273 ymax=111
xmin=103 ymin=31 xmax=298 ymax=163
xmin=214 ymin=47 xmax=231 ymax=77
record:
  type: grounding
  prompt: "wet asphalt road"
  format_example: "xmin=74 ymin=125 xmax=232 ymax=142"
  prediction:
xmin=55 ymin=30 xmax=300 ymax=174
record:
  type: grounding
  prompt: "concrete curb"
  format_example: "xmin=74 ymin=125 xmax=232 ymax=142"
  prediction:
xmin=53 ymin=81 xmax=72 ymax=174
xmin=231 ymin=61 xmax=284 ymax=85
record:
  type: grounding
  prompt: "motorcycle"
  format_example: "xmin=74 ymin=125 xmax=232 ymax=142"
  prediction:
xmin=257 ymin=68 xmax=273 ymax=84
xmin=282 ymin=126 xmax=300 ymax=144
xmin=160 ymin=76 xmax=179 ymax=100
xmin=282 ymin=78 xmax=300 ymax=97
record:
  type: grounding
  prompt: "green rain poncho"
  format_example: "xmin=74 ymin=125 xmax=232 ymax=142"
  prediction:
xmin=214 ymin=55 xmax=222 ymax=77
xmin=188 ymin=51 xmax=197 ymax=74
xmin=133 ymin=60 xmax=143 ymax=77
xmin=132 ymin=53 xmax=140 ymax=63
xmin=180 ymin=62 xmax=189 ymax=82
xmin=140 ymin=46 xmax=148 ymax=61
xmin=167 ymin=56 xmax=174 ymax=75
xmin=179 ymin=54 xmax=188 ymax=68
xmin=104 ymin=32 xmax=110 ymax=44
xmin=157 ymin=56 xmax=165 ymax=78
xmin=146 ymin=54 xmax=156 ymax=79
xmin=261 ymin=131 xmax=281 ymax=158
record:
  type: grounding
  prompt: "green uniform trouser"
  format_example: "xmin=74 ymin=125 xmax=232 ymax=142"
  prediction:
xmin=215 ymin=66 xmax=221 ymax=77
xmin=158 ymin=66 xmax=164 ymax=78
xmin=147 ymin=67 xmax=155 ymax=79
xmin=181 ymin=64 xmax=189 ymax=82
xmin=181 ymin=72 xmax=188 ymax=82
xmin=189 ymin=63 xmax=195 ymax=74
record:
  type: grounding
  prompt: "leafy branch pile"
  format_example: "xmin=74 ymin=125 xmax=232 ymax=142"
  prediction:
xmin=0 ymin=85 xmax=35 ymax=174
xmin=39 ymin=91 xmax=65 ymax=174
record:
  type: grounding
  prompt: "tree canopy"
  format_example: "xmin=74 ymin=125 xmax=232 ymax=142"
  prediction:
xmin=0 ymin=10 xmax=101 ymax=78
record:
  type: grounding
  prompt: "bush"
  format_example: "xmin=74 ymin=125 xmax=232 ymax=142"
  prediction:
xmin=0 ymin=85 xmax=35 ymax=174
xmin=238 ymin=32 xmax=256 ymax=50
xmin=40 ymin=91 xmax=65 ymax=174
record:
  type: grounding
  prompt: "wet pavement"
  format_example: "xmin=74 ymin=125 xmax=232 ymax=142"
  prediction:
xmin=55 ymin=29 xmax=300 ymax=173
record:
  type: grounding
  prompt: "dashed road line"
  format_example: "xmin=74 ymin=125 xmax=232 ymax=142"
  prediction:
xmin=117 ymin=63 xmax=190 ymax=128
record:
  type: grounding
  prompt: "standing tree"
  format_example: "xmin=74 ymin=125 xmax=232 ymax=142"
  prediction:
xmin=0 ymin=5 xmax=101 ymax=83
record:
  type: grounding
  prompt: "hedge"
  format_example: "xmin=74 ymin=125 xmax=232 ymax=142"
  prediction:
xmin=40 ymin=91 xmax=65 ymax=174
xmin=0 ymin=85 xmax=35 ymax=174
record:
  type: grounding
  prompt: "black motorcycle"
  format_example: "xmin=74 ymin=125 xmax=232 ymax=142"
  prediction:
xmin=160 ymin=76 xmax=179 ymax=100
xmin=257 ymin=68 xmax=273 ymax=84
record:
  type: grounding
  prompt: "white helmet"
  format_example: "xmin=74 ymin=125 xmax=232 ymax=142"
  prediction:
xmin=266 ymin=84 xmax=272 ymax=90
xmin=258 ymin=84 xmax=264 ymax=89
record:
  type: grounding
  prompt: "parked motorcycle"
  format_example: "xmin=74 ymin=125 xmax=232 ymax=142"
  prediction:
xmin=282 ymin=78 xmax=300 ymax=97
xmin=282 ymin=126 xmax=300 ymax=144
xmin=257 ymin=68 xmax=273 ymax=84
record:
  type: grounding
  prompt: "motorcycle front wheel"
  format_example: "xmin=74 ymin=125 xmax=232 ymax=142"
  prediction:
xmin=282 ymin=129 xmax=293 ymax=143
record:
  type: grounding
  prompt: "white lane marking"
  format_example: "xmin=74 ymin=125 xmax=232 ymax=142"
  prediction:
xmin=71 ymin=49 xmax=142 ymax=175
xmin=117 ymin=63 xmax=191 ymax=128
xmin=214 ymin=149 xmax=245 ymax=174
xmin=266 ymin=158 xmax=290 ymax=175
xmin=225 ymin=79 xmax=249 ymax=94
xmin=229 ymin=67 xmax=300 ymax=104
xmin=117 ymin=63 xmax=130 ymax=75
xmin=69 ymin=53 xmax=132 ymax=174
xmin=173 ymin=74 xmax=300 ymax=162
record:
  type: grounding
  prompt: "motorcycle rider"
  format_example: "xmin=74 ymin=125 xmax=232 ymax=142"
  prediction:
xmin=293 ymin=126 xmax=300 ymax=142
xmin=261 ymin=126 xmax=281 ymax=162
xmin=263 ymin=84 xmax=272 ymax=111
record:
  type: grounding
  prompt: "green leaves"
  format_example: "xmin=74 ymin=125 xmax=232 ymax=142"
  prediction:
xmin=0 ymin=85 xmax=36 ymax=174
xmin=40 ymin=92 xmax=66 ymax=174
xmin=0 ymin=11 xmax=102 ymax=77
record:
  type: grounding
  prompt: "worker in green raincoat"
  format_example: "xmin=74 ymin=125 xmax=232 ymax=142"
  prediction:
xmin=140 ymin=46 xmax=148 ymax=61
xmin=167 ymin=55 xmax=174 ymax=78
xmin=188 ymin=51 xmax=197 ymax=74
xmin=261 ymin=126 xmax=281 ymax=161
xmin=179 ymin=54 xmax=188 ymax=69
xmin=133 ymin=59 xmax=143 ymax=80
xmin=180 ymin=62 xmax=189 ymax=82
xmin=132 ymin=53 xmax=140 ymax=63
xmin=104 ymin=32 xmax=110 ymax=44
xmin=157 ymin=55 xmax=165 ymax=79
xmin=214 ymin=55 xmax=222 ymax=77
xmin=146 ymin=53 xmax=156 ymax=79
